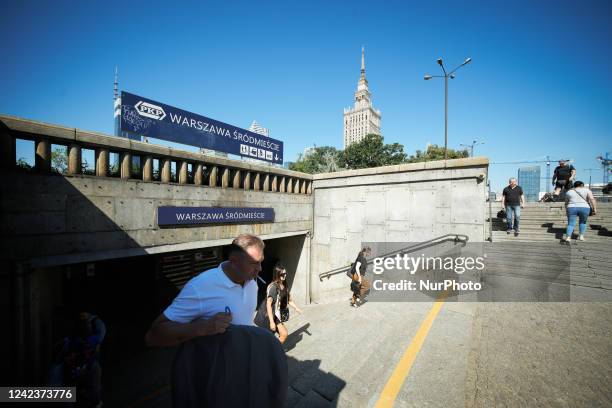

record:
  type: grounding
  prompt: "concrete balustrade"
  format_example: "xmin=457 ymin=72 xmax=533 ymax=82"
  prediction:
xmin=121 ymin=152 xmax=132 ymax=179
xmin=68 ymin=144 xmax=81 ymax=175
xmin=2 ymin=114 xmax=312 ymax=194
xmin=142 ymin=155 xmax=152 ymax=181
xmin=96 ymin=148 xmax=109 ymax=177
xmin=194 ymin=164 xmax=204 ymax=185
xmin=232 ymin=170 xmax=241 ymax=188
xmin=178 ymin=161 xmax=188 ymax=184
xmin=161 ymin=159 xmax=171 ymax=183
xmin=35 ymin=139 xmax=51 ymax=172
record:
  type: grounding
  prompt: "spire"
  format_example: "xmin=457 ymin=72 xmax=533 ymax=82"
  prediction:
xmin=360 ymin=46 xmax=366 ymax=78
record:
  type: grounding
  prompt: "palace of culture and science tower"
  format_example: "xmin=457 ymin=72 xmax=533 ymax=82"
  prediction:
xmin=343 ymin=48 xmax=382 ymax=148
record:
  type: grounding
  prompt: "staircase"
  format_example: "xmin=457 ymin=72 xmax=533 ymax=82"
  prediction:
xmin=485 ymin=201 xmax=612 ymax=293
xmin=488 ymin=202 xmax=612 ymax=242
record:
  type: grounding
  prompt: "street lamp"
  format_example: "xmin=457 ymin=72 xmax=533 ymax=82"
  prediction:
xmin=459 ymin=140 xmax=484 ymax=157
xmin=424 ymin=57 xmax=472 ymax=160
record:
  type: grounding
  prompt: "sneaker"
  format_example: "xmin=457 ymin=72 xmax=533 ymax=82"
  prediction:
xmin=507 ymin=229 xmax=512 ymax=234
xmin=562 ymin=234 xmax=567 ymax=240
xmin=514 ymin=231 xmax=519 ymax=237
xmin=563 ymin=235 xmax=571 ymax=242
xmin=578 ymin=235 xmax=585 ymax=241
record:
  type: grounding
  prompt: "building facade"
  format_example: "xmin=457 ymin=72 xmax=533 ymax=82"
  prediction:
xmin=518 ymin=166 xmax=541 ymax=202
xmin=343 ymin=47 xmax=382 ymax=148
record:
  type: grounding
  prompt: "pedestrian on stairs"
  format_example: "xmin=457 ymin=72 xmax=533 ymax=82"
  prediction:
xmin=501 ymin=178 xmax=525 ymax=237
xmin=350 ymin=247 xmax=372 ymax=307
xmin=563 ymin=181 xmax=597 ymax=242
xmin=552 ymin=159 xmax=576 ymax=200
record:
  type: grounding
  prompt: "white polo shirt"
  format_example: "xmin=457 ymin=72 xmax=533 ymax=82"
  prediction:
xmin=163 ymin=262 xmax=257 ymax=326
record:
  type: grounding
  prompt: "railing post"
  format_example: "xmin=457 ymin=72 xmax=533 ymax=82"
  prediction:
xmin=271 ymin=175 xmax=278 ymax=192
xmin=243 ymin=172 xmax=251 ymax=190
xmin=279 ymin=176 xmax=286 ymax=193
xmin=67 ymin=144 xmax=81 ymax=175
xmin=121 ymin=152 xmax=132 ymax=179
xmin=221 ymin=168 xmax=230 ymax=188
xmin=209 ymin=166 xmax=218 ymax=187
xmin=287 ymin=177 xmax=293 ymax=193
xmin=0 ymin=123 xmax=15 ymax=169
xmin=194 ymin=164 xmax=203 ymax=185
xmin=307 ymin=180 xmax=312 ymax=194
xmin=232 ymin=170 xmax=241 ymax=189
xmin=263 ymin=174 xmax=270 ymax=192
xmin=254 ymin=173 xmax=261 ymax=191
xmin=35 ymin=139 xmax=51 ymax=172
xmin=142 ymin=155 xmax=152 ymax=181
xmin=96 ymin=148 xmax=109 ymax=177
xmin=300 ymin=179 xmax=306 ymax=194
xmin=178 ymin=161 xmax=188 ymax=184
xmin=161 ymin=159 xmax=171 ymax=183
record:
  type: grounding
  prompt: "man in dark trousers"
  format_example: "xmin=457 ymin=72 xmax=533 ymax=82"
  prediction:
xmin=502 ymin=177 xmax=525 ymax=237
xmin=552 ymin=159 xmax=576 ymax=199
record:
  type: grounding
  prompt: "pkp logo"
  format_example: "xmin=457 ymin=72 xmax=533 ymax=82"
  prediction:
xmin=135 ymin=101 xmax=166 ymax=121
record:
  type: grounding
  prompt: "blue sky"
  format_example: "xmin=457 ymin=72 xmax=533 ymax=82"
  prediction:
xmin=1 ymin=0 xmax=611 ymax=193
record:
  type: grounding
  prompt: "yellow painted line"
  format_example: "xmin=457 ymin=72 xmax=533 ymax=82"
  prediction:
xmin=375 ymin=291 xmax=448 ymax=408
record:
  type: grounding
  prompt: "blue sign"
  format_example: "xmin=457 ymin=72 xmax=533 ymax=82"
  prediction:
xmin=120 ymin=91 xmax=283 ymax=164
xmin=158 ymin=207 xmax=275 ymax=226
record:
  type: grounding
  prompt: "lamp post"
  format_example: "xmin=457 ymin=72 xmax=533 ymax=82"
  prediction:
xmin=425 ymin=57 xmax=472 ymax=160
xmin=459 ymin=140 xmax=484 ymax=157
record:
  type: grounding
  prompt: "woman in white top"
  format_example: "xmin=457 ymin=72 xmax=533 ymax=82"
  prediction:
xmin=564 ymin=181 xmax=597 ymax=241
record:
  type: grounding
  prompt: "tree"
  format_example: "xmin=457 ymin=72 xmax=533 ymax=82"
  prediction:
xmin=289 ymin=146 xmax=343 ymax=174
xmin=51 ymin=147 xmax=68 ymax=174
xmin=16 ymin=158 xmax=32 ymax=170
xmin=405 ymin=144 xmax=469 ymax=163
xmin=342 ymin=134 xmax=407 ymax=169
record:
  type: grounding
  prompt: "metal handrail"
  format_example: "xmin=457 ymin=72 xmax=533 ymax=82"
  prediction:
xmin=318 ymin=234 xmax=469 ymax=280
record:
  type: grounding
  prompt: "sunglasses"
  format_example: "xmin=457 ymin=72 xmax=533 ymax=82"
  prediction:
xmin=280 ymin=273 xmax=287 ymax=277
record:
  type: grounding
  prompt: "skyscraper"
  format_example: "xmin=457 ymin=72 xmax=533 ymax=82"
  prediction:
xmin=518 ymin=166 xmax=541 ymax=202
xmin=343 ymin=47 xmax=381 ymax=148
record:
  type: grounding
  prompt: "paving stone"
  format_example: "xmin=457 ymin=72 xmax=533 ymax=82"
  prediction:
xmin=293 ymin=390 xmax=332 ymax=408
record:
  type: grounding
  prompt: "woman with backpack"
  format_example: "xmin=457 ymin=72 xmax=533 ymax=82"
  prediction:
xmin=564 ymin=181 xmax=597 ymax=242
xmin=254 ymin=263 xmax=302 ymax=344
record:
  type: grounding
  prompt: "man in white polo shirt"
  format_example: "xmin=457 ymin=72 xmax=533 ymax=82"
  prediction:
xmin=145 ymin=234 xmax=264 ymax=346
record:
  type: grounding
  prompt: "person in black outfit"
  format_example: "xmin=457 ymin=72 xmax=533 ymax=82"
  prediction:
xmin=254 ymin=263 xmax=302 ymax=344
xmin=501 ymin=177 xmax=525 ymax=237
xmin=552 ymin=160 xmax=576 ymax=199
xmin=350 ymin=247 xmax=371 ymax=307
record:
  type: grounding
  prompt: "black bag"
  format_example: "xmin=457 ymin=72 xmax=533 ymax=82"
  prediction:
xmin=496 ymin=209 xmax=507 ymax=219
xmin=346 ymin=262 xmax=355 ymax=279
xmin=280 ymin=308 xmax=289 ymax=323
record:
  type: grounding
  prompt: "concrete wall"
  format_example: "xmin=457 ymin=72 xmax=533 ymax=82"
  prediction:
xmin=311 ymin=157 xmax=489 ymax=302
xmin=264 ymin=234 xmax=311 ymax=306
xmin=0 ymin=171 xmax=313 ymax=266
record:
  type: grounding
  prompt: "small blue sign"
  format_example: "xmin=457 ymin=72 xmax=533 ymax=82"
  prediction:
xmin=120 ymin=91 xmax=283 ymax=164
xmin=158 ymin=207 xmax=275 ymax=226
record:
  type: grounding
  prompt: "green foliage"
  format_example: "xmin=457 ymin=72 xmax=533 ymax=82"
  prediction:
xmin=288 ymin=137 xmax=470 ymax=174
xmin=342 ymin=134 xmax=407 ymax=169
xmin=16 ymin=158 xmax=33 ymax=170
xmin=289 ymin=146 xmax=343 ymax=174
xmin=405 ymin=144 xmax=469 ymax=163
xmin=51 ymin=147 xmax=68 ymax=174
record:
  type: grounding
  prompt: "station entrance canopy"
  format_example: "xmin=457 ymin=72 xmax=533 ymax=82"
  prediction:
xmin=120 ymin=91 xmax=284 ymax=164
